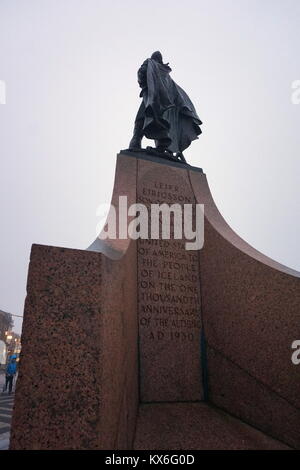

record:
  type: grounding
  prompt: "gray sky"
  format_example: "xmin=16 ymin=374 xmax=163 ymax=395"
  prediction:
xmin=0 ymin=0 xmax=299 ymax=334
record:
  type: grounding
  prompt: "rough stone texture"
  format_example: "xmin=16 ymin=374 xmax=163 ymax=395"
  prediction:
xmin=207 ymin=348 xmax=300 ymax=449
xmin=10 ymin=152 xmax=300 ymax=449
xmin=137 ymin=159 xmax=203 ymax=402
xmin=88 ymin=152 xmax=138 ymax=257
xmin=10 ymin=241 xmax=138 ymax=450
xmin=189 ymin=171 xmax=300 ymax=449
xmin=134 ymin=403 xmax=290 ymax=450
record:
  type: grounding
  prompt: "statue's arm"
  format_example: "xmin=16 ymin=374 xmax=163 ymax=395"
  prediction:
xmin=137 ymin=59 xmax=148 ymax=90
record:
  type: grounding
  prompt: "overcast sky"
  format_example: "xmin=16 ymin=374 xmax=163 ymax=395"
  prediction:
xmin=0 ymin=0 xmax=299 ymax=334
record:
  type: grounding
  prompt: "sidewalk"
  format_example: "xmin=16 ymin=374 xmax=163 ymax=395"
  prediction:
xmin=0 ymin=372 xmax=16 ymax=451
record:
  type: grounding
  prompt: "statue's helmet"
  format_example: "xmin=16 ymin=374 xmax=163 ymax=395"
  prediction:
xmin=151 ymin=51 xmax=163 ymax=64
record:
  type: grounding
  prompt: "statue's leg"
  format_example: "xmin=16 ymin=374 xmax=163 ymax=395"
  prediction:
xmin=156 ymin=137 xmax=171 ymax=153
xmin=129 ymin=104 xmax=145 ymax=150
xmin=129 ymin=119 xmax=143 ymax=149
xmin=155 ymin=113 xmax=173 ymax=154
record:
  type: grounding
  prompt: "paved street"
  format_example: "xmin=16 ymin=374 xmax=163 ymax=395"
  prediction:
xmin=0 ymin=394 xmax=13 ymax=450
xmin=0 ymin=373 xmax=16 ymax=450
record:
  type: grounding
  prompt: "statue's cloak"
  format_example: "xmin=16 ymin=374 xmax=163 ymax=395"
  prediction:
xmin=136 ymin=58 xmax=202 ymax=153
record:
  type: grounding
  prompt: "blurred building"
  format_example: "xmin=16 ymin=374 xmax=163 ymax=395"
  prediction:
xmin=5 ymin=331 xmax=21 ymax=360
xmin=0 ymin=309 xmax=13 ymax=342
xmin=0 ymin=310 xmax=21 ymax=366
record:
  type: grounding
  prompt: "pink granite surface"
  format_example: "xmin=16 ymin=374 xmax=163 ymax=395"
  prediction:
xmin=94 ymin=152 xmax=138 ymax=257
xmin=189 ymin=171 xmax=300 ymax=449
xmin=10 ymin=241 xmax=138 ymax=449
xmin=136 ymin=159 xmax=203 ymax=402
xmin=134 ymin=403 xmax=290 ymax=450
xmin=207 ymin=347 xmax=300 ymax=449
xmin=10 ymin=152 xmax=300 ymax=449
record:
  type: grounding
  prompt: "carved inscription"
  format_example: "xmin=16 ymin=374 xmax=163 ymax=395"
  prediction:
xmin=137 ymin=167 xmax=203 ymax=402
xmin=138 ymin=239 xmax=201 ymax=342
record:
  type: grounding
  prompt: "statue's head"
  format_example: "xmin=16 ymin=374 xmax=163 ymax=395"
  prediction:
xmin=151 ymin=51 xmax=163 ymax=64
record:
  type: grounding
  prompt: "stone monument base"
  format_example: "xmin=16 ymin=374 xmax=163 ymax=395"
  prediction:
xmin=10 ymin=151 xmax=300 ymax=450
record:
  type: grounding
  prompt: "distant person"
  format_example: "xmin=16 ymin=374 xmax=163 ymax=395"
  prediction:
xmin=3 ymin=356 xmax=17 ymax=394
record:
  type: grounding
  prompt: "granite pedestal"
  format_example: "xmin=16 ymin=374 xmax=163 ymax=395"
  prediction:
xmin=10 ymin=152 xmax=300 ymax=449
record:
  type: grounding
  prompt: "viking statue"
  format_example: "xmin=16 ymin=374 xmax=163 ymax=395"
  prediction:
xmin=129 ymin=51 xmax=202 ymax=162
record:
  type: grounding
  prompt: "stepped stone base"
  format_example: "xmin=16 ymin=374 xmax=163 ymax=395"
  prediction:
xmin=134 ymin=403 xmax=290 ymax=450
xmin=10 ymin=151 xmax=300 ymax=450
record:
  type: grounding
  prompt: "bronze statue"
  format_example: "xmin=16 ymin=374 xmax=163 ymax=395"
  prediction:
xmin=128 ymin=51 xmax=202 ymax=163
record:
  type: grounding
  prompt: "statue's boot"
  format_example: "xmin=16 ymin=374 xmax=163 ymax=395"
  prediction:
xmin=156 ymin=138 xmax=173 ymax=156
xmin=129 ymin=120 xmax=143 ymax=150
xmin=176 ymin=152 xmax=187 ymax=163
